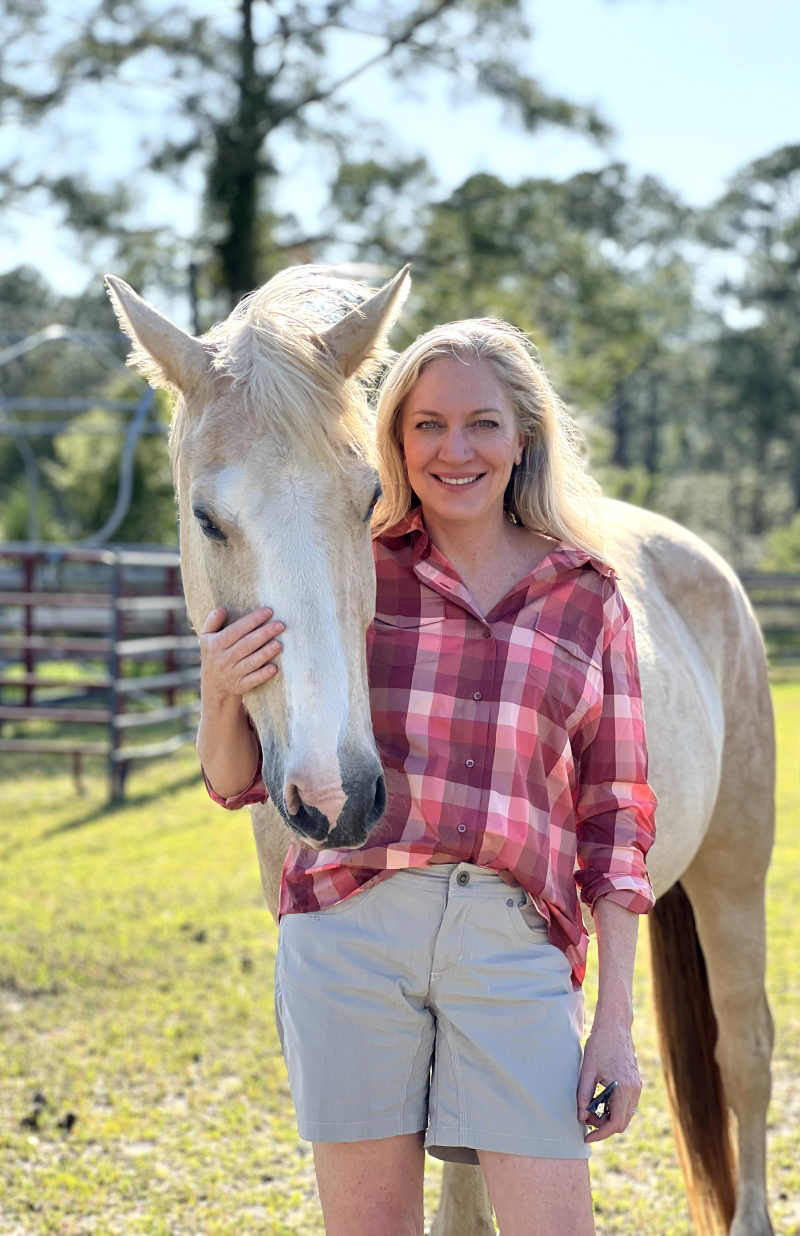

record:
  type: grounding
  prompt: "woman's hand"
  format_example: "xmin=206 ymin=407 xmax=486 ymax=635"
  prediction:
xmin=200 ymin=606 xmax=284 ymax=700
xmin=577 ymin=1013 xmax=642 ymax=1143
xmin=577 ymin=896 xmax=642 ymax=1143
xmin=196 ymin=606 xmax=284 ymax=800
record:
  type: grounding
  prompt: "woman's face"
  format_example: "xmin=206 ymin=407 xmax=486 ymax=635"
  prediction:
xmin=400 ymin=355 xmax=524 ymax=530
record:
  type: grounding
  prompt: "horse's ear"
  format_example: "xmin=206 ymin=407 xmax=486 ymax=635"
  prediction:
xmin=105 ymin=275 xmax=209 ymax=393
xmin=319 ymin=266 xmax=411 ymax=379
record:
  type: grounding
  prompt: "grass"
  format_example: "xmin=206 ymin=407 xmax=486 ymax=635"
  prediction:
xmin=0 ymin=687 xmax=799 ymax=1235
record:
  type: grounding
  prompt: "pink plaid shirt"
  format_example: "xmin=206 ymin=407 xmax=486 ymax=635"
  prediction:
xmin=205 ymin=511 xmax=656 ymax=985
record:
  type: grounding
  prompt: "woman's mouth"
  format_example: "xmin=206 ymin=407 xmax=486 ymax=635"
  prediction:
xmin=431 ymin=473 xmax=486 ymax=487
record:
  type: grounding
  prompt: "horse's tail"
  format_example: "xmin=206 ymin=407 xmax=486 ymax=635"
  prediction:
xmin=649 ymin=882 xmax=737 ymax=1236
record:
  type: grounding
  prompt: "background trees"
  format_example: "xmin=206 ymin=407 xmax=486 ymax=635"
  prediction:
xmin=0 ymin=0 xmax=603 ymax=307
xmin=1 ymin=2 xmax=799 ymax=568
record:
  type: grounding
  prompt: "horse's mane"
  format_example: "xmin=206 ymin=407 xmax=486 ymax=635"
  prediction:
xmin=170 ymin=266 xmax=386 ymax=473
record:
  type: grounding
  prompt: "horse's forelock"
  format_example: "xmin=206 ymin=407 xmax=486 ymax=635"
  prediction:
xmin=171 ymin=268 xmax=381 ymax=473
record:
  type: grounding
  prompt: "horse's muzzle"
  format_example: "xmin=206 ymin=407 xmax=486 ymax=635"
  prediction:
xmin=286 ymin=772 xmax=385 ymax=850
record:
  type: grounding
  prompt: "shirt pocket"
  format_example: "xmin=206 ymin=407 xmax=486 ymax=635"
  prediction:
xmin=523 ymin=614 xmax=602 ymax=729
xmin=369 ymin=609 xmax=445 ymax=675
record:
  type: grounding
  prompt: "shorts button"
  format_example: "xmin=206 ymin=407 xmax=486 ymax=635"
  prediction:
xmin=465 ymin=758 xmax=474 ymax=768
xmin=507 ymin=898 xmax=515 ymax=907
xmin=456 ymin=871 xmax=470 ymax=886
xmin=473 ymin=691 xmax=482 ymax=701
xmin=457 ymin=823 xmax=467 ymax=833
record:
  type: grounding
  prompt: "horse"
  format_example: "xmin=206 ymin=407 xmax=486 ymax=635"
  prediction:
xmin=105 ymin=267 xmax=775 ymax=1236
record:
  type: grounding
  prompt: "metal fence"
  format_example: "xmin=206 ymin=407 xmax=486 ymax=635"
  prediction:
xmin=0 ymin=543 xmax=199 ymax=798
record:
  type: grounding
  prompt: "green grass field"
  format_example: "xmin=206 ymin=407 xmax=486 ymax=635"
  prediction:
xmin=1 ymin=687 xmax=799 ymax=1235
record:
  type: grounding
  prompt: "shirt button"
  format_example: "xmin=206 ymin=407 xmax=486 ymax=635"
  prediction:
xmin=465 ymin=759 xmax=474 ymax=768
xmin=473 ymin=691 xmax=482 ymax=701
xmin=482 ymin=630 xmax=491 ymax=639
xmin=457 ymin=823 xmax=467 ymax=834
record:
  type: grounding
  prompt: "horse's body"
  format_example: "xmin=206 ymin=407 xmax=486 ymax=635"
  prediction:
xmin=106 ymin=269 xmax=775 ymax=1236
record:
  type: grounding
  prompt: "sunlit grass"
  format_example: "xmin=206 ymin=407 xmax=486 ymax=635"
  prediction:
xmin=0 ymin=688 xmax=798 ymax=1234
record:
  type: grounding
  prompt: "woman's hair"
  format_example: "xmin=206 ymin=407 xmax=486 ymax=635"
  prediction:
xmin=372 ymin=317 xmax=604 ymax=557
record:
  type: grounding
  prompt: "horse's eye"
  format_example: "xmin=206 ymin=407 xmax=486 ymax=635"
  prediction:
xmin=364 ymin=482 xmax=382 ymax=522
xmin=193 ymin=507 xmax=227 ymax=543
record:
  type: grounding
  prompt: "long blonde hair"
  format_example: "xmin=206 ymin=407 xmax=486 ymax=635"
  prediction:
xmin=372 ymin=317 xmax=604 ymax=557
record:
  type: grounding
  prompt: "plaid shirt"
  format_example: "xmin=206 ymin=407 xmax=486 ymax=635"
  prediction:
xmin=206 ymin=510 xmax=656 ymax=986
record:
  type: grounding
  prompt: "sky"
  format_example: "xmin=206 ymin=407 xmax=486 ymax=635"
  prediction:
xmin=1 ymin=0 xmax=798 ymax=306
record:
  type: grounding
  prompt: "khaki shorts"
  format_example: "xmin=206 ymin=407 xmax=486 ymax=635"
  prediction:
xmin=275 ymin=862 xmax=589 ymax=1162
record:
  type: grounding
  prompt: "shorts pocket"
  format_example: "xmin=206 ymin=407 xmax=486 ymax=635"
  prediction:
xmin=303 ymin=879 xmax=382 ymax=920
xmin=504 ymin=897 xmax=550 ymax=944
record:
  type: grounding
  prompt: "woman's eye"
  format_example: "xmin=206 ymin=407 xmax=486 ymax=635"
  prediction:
xmin=415 ymin=420 xmax=442 ymax=430
xmin=192 ymin=507 xmax=227 ymax=543
xmin=474 ymin=419 xmax=500 ymax=429
xmin=364 ymin=483 xmax=382 ymax=522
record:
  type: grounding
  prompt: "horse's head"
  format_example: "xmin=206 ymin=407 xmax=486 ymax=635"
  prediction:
xmin=105 ymin=265 xmax=410 ymax=851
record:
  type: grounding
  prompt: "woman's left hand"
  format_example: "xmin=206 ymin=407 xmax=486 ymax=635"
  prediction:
xmin=577 ymin=1013 xmax=642 ymax=1143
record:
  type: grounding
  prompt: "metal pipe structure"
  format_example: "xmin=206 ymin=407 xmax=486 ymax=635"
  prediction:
xmin=0 ymin=327 xmax=163 ymax=546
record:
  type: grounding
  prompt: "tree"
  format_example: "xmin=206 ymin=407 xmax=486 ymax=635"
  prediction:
xmin=337 ymin=160 xmax=696 ymax=473
xmin=0 ymin=266 xmax=176 ymax=543
xmin=1 ymin=0 xmax=606 ymax=306
xmin=699 ymin=145 xmax=800 ymax=530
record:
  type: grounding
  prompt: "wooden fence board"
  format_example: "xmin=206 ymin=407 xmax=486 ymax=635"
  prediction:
xmin=0 ymin=738 xmax=110 ymax=755
xmin=113 ymin=701 xmax=201 ymax=729
xmin=0 ymin=543 xmax=198 ymax=799
xmin=0 ymin=705 xmax=111 ymax=724
xmin=0 ymin=635 xmax=113 ymax=653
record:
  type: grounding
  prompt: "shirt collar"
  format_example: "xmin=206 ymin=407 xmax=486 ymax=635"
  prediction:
xmin=380 ymin=508 xmax=617 ymax=583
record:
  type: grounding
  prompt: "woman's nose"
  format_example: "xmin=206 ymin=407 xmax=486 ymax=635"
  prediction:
xmin=438 ymin=429 xmax=473 ymax=461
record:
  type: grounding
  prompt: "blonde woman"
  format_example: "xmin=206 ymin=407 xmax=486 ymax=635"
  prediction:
xmin=199 ymin=319 xmax=657 ymax=1236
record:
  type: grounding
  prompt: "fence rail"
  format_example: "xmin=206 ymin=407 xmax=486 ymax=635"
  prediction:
xmin=2 ymin=547 xmax=799 ymax=799
xmin=0 ymin=543 xmax=200 ymax=798
xmin=739 ymin=572 xmax=800 ymax=662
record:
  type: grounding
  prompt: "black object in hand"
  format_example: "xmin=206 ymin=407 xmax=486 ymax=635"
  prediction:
xmin=587 ymin=1081 xmax=618 ymax=1121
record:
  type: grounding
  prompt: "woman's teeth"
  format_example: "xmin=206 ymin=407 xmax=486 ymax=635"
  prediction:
xmin=436 ymin=475 xmax=481 ymax=485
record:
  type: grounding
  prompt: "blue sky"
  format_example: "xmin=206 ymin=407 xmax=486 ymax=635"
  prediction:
xmin=2 ymin=0 xmax=798 ymax=303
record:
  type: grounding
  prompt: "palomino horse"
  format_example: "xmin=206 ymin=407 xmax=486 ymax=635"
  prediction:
xmin=106 ymin=268 xmax=775 ymax=1236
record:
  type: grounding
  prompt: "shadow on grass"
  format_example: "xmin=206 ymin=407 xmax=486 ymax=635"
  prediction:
xmin=40 ymin=769 xmax=205 ymax=839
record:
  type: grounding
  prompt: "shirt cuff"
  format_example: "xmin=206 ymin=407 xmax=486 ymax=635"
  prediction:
xmin=202 ymin=761 xmax=268 ymax=810
xmin=579 ymin=873 xmax=655 ymax=916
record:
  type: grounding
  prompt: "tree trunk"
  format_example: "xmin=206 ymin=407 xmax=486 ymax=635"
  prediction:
xmin=610 ymin=379 xmax=630 ymax=469
xmin=208 ymin=0 xmax=265 ymax=304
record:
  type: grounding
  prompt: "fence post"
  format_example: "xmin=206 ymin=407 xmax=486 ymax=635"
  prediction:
xmin=109 ymin=554 xmax=124 ymax=801
xmin=23 ymin=555 xmax=34 ymax=707
xmin=166 ymin=565 xmax=177 ymax=706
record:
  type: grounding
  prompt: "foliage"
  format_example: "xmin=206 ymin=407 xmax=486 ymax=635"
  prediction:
xmin=0 ymin=0 xmax=606 ymax=306
xmin=0 ymin=684 xmax=799 ymax=1233
xmin=1 ymin=0 xmax=799 ymax=561
xmin=0 ymin=268 xmax=178 ymax=544
xmin=762 ymin=511 xmax=800 ymax=572
xmin=334 ymin=148 xmax=800 ymax=567
xmin=44 ymin=395 xmax=177 ymax=545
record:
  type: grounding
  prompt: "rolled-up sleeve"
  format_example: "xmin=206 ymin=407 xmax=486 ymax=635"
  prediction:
xmin=202 ymin=763 xmax=268 ymax=809
xmin=201 ymin=719 xmax=269 ymax=809
xmin=573 ymin=586 xmax=656 ymax=915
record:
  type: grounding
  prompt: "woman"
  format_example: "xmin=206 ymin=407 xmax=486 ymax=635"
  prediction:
xmin=198 ymin=318 xmax=657 ymax=1236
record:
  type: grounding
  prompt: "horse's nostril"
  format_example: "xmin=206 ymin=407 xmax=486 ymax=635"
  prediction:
xmin=370 ymin=774 xmax=387 ymax=824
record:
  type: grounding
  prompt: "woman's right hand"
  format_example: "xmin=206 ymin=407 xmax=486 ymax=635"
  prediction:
xmin=199 ymin=606 xmax=285 ymax=700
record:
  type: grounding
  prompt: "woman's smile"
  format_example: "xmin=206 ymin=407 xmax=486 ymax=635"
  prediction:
xmin=432 ymin=472 xmax=486 ymax=486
